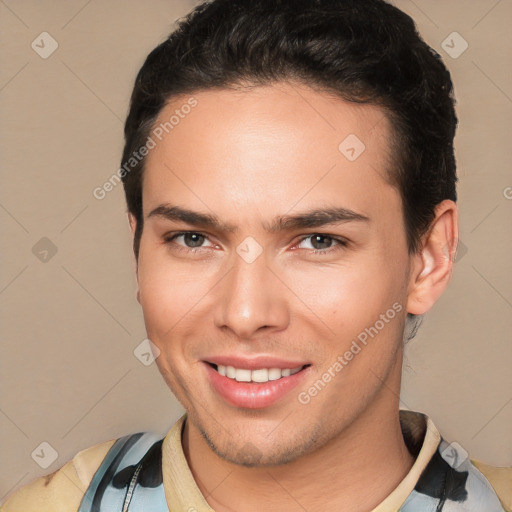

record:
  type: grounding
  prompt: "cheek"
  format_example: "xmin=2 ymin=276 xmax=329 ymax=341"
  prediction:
xmin=282 ymin=258 xmax=396 ymax=324
xmin=137 ymin=241 xmax=205 ymax=316
xmin=282 ymin=256 xmax=406 ymax=378
xmin=137 ymin=251 xmax=189 ymax=341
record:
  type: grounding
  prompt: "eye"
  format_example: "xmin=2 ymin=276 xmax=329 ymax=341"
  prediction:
xmin=296 ymin=234 xmax=347 ymax=253
xmin=164 ymin=231 xmax=215 ymax=250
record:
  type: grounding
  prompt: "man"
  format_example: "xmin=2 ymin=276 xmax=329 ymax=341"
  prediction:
xmin=2 ymin=0 xmax=510 ymax=510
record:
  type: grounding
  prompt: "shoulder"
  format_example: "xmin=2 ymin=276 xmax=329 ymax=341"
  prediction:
xmin=398 ymin=411 xmax=511 ymax=511
xmin=405 ymin=436 xmax=511 ymax=512
xmin=471 ymin=459 xmax=512 ymax=512
xmin=0 ymin=438 xmax=116 ymax=512
xmin=1 ymin=431 xmax=168 ymax=512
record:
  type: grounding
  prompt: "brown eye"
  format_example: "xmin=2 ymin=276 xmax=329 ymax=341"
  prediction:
xmin=295 ymin=234 xmax=347 ymax=254
xmin=182 ymin=233 xmax=206 ymax=247
xmin=310 ymin=234 xmax=335 ymax=250
xmin=165 ymin=232 xmax=213 ymax=250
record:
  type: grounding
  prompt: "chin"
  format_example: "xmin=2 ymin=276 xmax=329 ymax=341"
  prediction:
xmin=199 ymin=421 xmax=322 ymax=467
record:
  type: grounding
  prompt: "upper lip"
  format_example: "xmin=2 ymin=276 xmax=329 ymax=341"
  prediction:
xmin=204 ymin=355 xmax=310 ymax=370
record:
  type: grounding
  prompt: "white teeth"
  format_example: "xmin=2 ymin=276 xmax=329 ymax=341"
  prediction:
xmin=268 ymin=368 xmax=282 ymax=381
xmin=251 ymin=369 xmax=268 ymax=382
xmin=235 ymin=369 xmax=252 ymax=382
xmin=215 ymin=364 xmax=304 ymax=383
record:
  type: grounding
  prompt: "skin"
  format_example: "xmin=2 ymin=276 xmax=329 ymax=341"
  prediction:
xmin=129 ymin=81 xmax=458 ymax=511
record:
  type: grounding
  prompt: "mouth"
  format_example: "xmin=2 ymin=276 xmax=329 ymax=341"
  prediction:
xmin=207 ymin=362 xmax=310 ymax=383
xmin=203 ymin=361 xmax=312 ymax=409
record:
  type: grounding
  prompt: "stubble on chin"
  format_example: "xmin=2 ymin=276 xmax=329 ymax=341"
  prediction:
xmin=195 ymin=418 xmax=324 ymax=467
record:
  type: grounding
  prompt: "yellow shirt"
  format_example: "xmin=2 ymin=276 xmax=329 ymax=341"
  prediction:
xmin=2 ymin=411 xmax=511 ymax=511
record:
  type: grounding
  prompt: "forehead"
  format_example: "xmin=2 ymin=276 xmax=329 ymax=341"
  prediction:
xmin=142 ymin=82 xmax=398 ymax=223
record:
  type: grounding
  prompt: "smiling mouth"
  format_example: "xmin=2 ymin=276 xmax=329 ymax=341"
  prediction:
xmin=207 ymin=363 xmax=311 ymax=383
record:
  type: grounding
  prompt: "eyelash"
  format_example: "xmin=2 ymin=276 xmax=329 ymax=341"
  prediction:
xmin=163 ymin=231 xmax=348 ymax=256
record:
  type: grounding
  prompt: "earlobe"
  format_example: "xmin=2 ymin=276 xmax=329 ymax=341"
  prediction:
xmin=406 ymin=200 xmax=458 ymax=315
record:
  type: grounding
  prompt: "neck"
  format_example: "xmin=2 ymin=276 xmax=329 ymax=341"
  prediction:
xmin=182 ymin=358 xmax=415 ymax=511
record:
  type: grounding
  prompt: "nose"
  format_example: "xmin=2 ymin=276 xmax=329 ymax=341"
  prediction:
xmin=213 ymin=250 xmax=290 ymax=340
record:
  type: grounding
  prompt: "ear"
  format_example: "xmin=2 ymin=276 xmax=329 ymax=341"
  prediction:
xmin=128 ymin=212 xmax=137 ymax=236
xmin=406 ymin=199 xmax=458 ymax=315
xmin=127 ymin=213 xmax=141 ymax=304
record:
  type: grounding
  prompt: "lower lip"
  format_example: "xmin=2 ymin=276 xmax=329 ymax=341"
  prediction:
xmin=204 ymin=363 xmax=310 ymax=409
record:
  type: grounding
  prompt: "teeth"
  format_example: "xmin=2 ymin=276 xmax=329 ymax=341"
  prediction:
xmin=215 ymin=364 xmax=304 ymax=383
xmin=235 ymin=369 xmax=252 ymax=382
xmin=268 ymin=368 xmax=282 ymax=380
xmin=251 ymin=368 xmax=268 ymax=382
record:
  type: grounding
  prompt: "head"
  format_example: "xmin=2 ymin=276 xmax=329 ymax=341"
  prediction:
xmin=121 ymin=0 xmax=458 ymax=466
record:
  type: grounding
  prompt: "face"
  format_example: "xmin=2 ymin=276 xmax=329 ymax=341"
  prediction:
xmin=135 ymin=82 xmax=414 ymax=466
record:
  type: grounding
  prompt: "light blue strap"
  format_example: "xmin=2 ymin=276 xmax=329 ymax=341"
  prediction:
xmin=77 ymin=434 xmax=137 ymax=512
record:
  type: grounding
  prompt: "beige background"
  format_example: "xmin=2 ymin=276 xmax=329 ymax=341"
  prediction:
xmin=1 ymin=0 xmax=511 ymax=500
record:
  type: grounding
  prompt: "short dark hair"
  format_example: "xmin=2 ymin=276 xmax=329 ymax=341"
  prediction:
xmin=121 ymin=0 xmax=458 ymax=264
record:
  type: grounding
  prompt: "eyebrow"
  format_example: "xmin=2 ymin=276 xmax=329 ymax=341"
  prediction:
xmin=147 ymin=204 xmax=370 ymax=233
